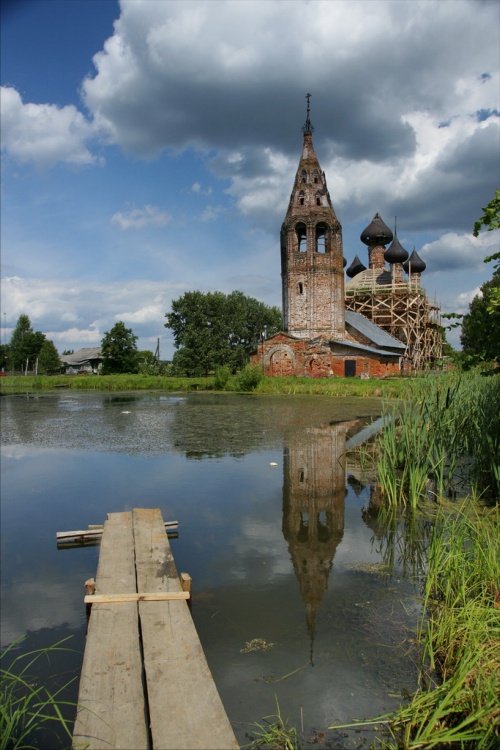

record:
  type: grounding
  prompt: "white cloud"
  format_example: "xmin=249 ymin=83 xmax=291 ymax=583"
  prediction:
xmin=420 ymin=231 xmax=499 ymax=272
xmin=200 ymin=204 xmax=225 ymax=222
xmin=111 ymin=204 xmax=171 ymax=230
xmin=0 ymin=86 xmax=99 ymax=168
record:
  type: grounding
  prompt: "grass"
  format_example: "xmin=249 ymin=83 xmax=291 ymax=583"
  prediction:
xmin=0 ymin=372 xmax=414 ymax=399
xmin=0 ymin=637 xmax=77 ymax=750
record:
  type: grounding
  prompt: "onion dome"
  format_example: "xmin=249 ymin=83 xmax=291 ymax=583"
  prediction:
xmin=360 ymin=213 xmax=393 ymax=246
xmin=343 ymin=256 xmax=347 ymax=268
xmin=346 ymin=254 xmax=367 ymax=278
xmin=385 ymin=232 xmax=409 ymax=264
xmin=403 ymin=248 xmax=426 ymax=274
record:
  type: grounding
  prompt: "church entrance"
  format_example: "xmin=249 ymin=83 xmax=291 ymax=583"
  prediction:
xmin=344 ymin=360 xmax=356 ymax=377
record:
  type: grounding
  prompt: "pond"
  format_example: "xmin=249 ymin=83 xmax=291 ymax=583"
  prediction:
xmin=1 ymin=392 xmax=424 ymax=748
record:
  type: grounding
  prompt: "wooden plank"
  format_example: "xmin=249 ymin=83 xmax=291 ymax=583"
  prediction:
xmin=57 ymin=520 xmax=178 ymax=540
xmin=133 ymin=508 xmax=239 ymax=750
xmin=72 ymin=512 xmax=148 ymax=750
xmin=84 ymin=592 xmax=190 ymax=604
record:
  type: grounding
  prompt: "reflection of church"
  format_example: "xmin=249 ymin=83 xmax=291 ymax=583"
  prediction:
xmin=281 ymin=418 xmax=366 ymax=663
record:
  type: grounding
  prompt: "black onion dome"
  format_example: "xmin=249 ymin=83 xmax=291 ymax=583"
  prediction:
xmin=360 ymin=213 xmax=393 ymax=246
xmin=403 ymin=248 xmax=426 ymax=274
xmin=343 ymin=256 xmax=347 ymax=268
xmin=385 ymin=233 xmax=409 ymax=264
xmin=346 ymin=254 xmax=367 ymax=278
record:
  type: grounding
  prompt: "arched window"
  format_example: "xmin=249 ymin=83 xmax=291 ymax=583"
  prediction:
xmin=315 ymin=222 xmax=329 ymax=253
xmin=315 ymin=190 xmax=322 ymax=206
xmin=298 ymin=282 xmax=303 ymax=295
xmin=313 ymin=171 xmax=319 ymax=184
xmin=295 ymin=222 xmax=307 ymax=252
xmin=298 ymin=190 xmax=305 ymax=206
xmin=301 ymin=170 xmax=307 ymax=184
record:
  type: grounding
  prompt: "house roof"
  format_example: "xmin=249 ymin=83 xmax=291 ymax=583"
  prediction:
xmin=60 ymin=347 xmax=103 ymax=365
xmin=345 ymin=311 xmax=406 ymax=351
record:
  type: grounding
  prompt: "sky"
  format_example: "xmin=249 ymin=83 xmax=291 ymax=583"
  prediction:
xmin=1 ymin=0 xmax=499 ymax=357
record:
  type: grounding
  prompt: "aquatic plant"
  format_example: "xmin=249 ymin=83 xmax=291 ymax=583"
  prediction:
xmin=329 ymin=505 xmax=500 ymax=748
xmin=375 ymin=371 xmax=500 ymax=506
xmin=247 ymin=697 xmax=298 ymax=750
xmin=0 ymin=637 xmax=77 ymax=750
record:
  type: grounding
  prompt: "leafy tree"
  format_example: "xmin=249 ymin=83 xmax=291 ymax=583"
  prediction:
xmin=458 ymin=190 xmax=500 ymax=367
xmin=8 ymin=314 xmax=46 ymax=371
xmin=460 ymin=268 xmax=500 ymax=366
xmin=101 ymin=321 xmax=139 ymax=374
xmin=473 ymin=189 xmax=500 ymax=236
xmin=165 ymin=290 xmax=282 ymax=376
xmin=62 ymin=349 xmax=74 ymax=356
xmin=38 ymin=339 xmax=62 ymax=375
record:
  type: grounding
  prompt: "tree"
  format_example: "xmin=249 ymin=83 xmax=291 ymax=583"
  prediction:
xmin=101 ymin=321 xmax=139 ymax=374
xmin=165 ymin=290 xmax=282 ymax=376
xmin=38 ymin=339 xmax=62 ymax=375
xmin=459 ymin=191 xmax=500 ymax=367
xmin=460 ymin=268 xmax=500 ymax=366
xmin=473 ymin=189 xmax=500 ymax=236
xmin=8 ymin=314 xmax=46 ymax=371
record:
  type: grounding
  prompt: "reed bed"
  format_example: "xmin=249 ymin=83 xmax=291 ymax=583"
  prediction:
xmin=382 ymin=506 xmax=499 ymax=749
xmin=375 ymin=372 xmax=500 ymax=507
xmin=329 ymin=506 xmax=499 ymax=749
xmin=0 ymin=638 xmax=77 ymax=750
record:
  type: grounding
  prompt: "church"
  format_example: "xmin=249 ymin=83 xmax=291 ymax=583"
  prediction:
xmin=253 ymin=97 xmax=441 ymax=378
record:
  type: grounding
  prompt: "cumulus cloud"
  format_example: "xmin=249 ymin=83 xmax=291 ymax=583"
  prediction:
xmin=0 ymin=86 xmax=99 ymax=168
xmin=199 ymin=204 xmax=225 ymax=222
xmin=0 ymin=276 xmax=185 ymax=355
xmin=111 ymin=204 xmax=171 ymax=230
xmin=420 ymin=231 xmax=499 ymax=272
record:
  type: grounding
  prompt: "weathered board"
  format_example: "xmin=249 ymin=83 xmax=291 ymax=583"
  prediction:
xmin=72 ymin=512 xmax=148 ymax=750
xmin=133 ymin=508 xmax=239 ymax=750
xmin=72 ymin=509 xmax=239 ymax=750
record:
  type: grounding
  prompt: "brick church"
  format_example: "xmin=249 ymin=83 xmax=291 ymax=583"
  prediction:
xmin=252 ymin=96 xmax=437 ymax=378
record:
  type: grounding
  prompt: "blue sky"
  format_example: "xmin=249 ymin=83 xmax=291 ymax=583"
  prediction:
xmin=1 ymin=0 xmax=499 ymax=356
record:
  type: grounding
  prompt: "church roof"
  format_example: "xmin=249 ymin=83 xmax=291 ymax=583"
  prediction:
xmin=345 ymin=311 xmax=406 ymax=351
xmin=360 ymin=213 xmax=393 ymax=246
xmin=403 ymin=248 xmax=426 ymax=274
xmin=384 ymin=231 xmax=409 ymax=264
xmin=329 ymin=338 xmax=401 ymax=359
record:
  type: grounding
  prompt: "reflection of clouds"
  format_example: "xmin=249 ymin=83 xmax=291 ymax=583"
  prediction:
xmin=1 ymin=578 xmax=85 ymax=648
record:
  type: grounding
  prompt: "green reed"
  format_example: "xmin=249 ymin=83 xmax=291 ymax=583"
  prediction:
xmin=376 ymin=372 xmax=500 ymax=507
xmin=329 ymin=505 xmax=499 ymax=748
xmin=1 ymin=638 xmax=77 ymax=750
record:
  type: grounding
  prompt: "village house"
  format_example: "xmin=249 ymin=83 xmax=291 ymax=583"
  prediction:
xmin=60 ymin=347 xmax=103 ymax=374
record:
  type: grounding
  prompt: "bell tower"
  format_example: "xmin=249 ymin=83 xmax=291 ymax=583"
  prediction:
xmin=281 ymin=95 xmax=345 ymax=340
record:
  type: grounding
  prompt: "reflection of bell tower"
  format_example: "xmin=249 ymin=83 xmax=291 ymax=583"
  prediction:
xmin=281 ymin=94 xmax=345 ymax=340
xmin=282 ymin=420 xmax=360 ymax=663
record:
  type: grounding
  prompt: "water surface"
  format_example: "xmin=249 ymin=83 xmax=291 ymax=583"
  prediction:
xmin=1 ymin=392 xmax=422 ymax=748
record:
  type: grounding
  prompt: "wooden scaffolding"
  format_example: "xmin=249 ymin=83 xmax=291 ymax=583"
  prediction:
xmin=345 ymin=273 xmax=442 ymax=370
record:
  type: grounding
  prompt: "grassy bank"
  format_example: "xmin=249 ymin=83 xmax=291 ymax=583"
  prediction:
xmin=375 ymin=506 xmax=499 ymax=749
xmin=0 ymin=372 xmax=414 ymax=399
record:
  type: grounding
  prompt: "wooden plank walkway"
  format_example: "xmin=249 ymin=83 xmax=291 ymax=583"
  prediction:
xmin=72 ymin=508 xmax=239 ymax=750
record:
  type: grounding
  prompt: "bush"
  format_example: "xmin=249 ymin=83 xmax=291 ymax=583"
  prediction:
xmin=213 ymin=365 xmax=232 ymax=390
xmin=231 ymin=364 xmax=263 ymax=391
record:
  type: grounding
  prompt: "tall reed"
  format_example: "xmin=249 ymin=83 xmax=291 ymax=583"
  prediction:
xmin=329 ymin=505 xmax=499 ymax=748
xmin=0 ymin=637 xmax=77 ymax=750
xmin=376 ymin=372 xmax=500 ymax=507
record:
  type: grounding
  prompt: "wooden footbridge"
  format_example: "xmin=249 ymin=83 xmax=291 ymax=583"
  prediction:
xmin=65 ymin=508 xmax=239 ymax=750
